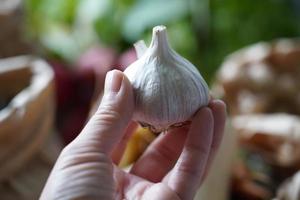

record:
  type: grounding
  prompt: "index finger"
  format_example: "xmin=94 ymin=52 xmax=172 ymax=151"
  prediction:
xmin=166 ymin=107 xmax=214 ymax=200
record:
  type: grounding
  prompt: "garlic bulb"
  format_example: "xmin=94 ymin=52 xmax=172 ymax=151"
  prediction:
xmin=124 ymin=25 xmax=209 ymax=133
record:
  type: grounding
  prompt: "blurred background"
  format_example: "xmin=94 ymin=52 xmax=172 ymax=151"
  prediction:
xmin=0 ymin=0 xmax=300 ymax=199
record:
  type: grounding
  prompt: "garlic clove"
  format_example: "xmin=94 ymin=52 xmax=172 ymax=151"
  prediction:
xmin=124 ymin=25 xmax=209 ymax=133
xmin=134 ymin=40 xmax=147 ymax=58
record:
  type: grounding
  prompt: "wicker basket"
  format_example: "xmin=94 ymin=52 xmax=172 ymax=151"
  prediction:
xmin=213 ymin=39 xmax=300 ymax=199
xmin=0 ymin=56 xmax=62 ymax=199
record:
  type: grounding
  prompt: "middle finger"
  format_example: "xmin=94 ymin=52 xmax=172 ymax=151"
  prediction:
xmin=129 ymin=125 xmax=190 ymax=182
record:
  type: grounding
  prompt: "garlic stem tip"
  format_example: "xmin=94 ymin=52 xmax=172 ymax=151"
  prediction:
xmin=153 ymin=25 xmax=167 ymax=34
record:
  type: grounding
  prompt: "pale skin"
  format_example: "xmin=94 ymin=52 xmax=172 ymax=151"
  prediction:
xmin=40 ymin=70 xmax=226 ymax=200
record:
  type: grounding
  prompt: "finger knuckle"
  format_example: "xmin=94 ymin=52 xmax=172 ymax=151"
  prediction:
xmin=176 ymin=160 xmax=200 ymax=176
xmin=186 ymin=143 xmax=210 ymax=157
xmin=95 ymin=105 xmax=122 ymax=126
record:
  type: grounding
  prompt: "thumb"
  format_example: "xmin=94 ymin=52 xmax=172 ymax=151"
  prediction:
xmin=71 ymin=69 xmax=134 ymax=154
xmin=40 ymin=70 xmax=134 ymax=200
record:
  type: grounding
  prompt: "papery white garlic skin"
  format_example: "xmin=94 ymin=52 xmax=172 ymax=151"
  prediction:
xmin=124 ymin=25 xmax=209 ymax=132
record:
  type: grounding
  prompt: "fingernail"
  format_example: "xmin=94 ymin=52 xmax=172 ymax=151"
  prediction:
xmin=104 ymin=70 xmax=123 ymax=94
xmin=213 ymin=99 xmax=226 ymax=108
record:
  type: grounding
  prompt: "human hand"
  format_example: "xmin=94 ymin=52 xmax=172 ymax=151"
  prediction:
xmin=40 ymin=70 xmax=226 ymax=200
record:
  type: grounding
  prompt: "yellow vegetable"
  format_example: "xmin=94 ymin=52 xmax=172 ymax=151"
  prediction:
xmin=119 ymin=126 xmax=156 ymax=167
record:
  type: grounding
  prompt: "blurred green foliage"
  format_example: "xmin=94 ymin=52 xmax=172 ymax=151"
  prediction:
xmin=205 ymin=0 xmax=300 ymax=80
xmin=25 ymin=0 xmax=300 ymax=82
xmin=25 ymin=0 xmax=78 ymax=35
